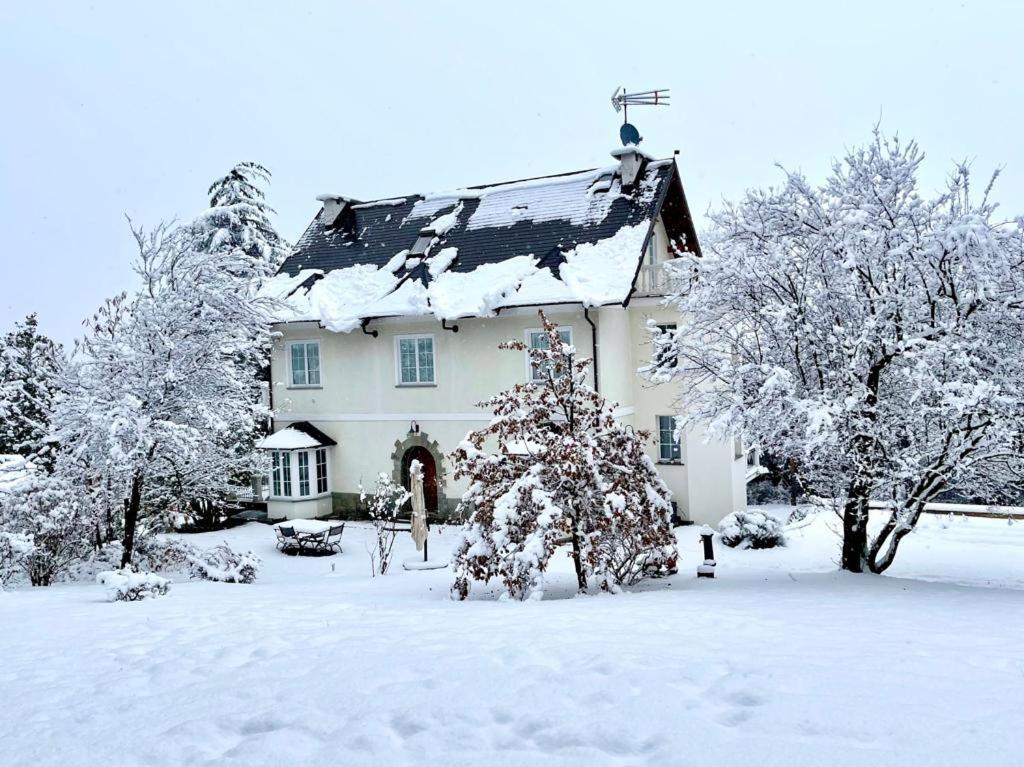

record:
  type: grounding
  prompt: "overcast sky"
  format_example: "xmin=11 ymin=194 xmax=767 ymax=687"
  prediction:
xmin=1 ymin=1 xmax=1022 ymax=345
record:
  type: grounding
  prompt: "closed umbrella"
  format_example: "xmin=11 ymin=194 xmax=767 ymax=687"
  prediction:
xmin=409 ymin=459 xmax=428 ymax=553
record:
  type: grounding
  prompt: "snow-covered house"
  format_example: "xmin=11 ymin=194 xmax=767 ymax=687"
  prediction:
xmin=259 ymin=146 xmax=755 ymax=525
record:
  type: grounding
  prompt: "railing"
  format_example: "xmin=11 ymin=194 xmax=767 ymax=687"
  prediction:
xmin=635 ymin=263 xmax=683 ymax=297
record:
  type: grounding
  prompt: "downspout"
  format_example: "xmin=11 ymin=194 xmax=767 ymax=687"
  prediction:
xmin=584 ymin=306 xmax=598 ymax=393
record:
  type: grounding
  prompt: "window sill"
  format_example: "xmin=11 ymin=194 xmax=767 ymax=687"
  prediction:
xmin=396 ymin=383 xmax=437 ymax=388
xmin=268 ymin=492 xmax=333 ymax=502
xmin=287 ymin=385 xmax=323 ymax=390
xmin=657 ymin=461 xmax=685 ymax=466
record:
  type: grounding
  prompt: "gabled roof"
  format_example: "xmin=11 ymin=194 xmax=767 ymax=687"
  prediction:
xmin=263 ymin=156 xmax=700 ymax=332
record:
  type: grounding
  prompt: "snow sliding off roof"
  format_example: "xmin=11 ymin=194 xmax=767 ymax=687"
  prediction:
xmin=264 ymin=158 xmax=697 ymax=332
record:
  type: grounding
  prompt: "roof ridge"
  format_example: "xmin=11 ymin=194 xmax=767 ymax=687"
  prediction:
xmin=329 ymin=159 xmax=674 ymax=209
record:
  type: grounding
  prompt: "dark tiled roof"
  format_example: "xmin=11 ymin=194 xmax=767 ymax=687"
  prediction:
xmin=279 ymin=160 xmax=686 ymax=283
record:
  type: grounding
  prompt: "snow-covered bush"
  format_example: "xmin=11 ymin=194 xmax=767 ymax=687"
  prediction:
xmin=719 ymin=510 xmax=786 ymax=550
xmin=0 ymin=472 xmax=93 ymax=586
xmin=747 ymin=477 xmax=794 ymax=505
xmin=188 ymin=543 xmax=260 ymax=584
xmin=97 ymin=567 xmax=172 ymax=601
xmin=0 ymin=531 xmax=34 ymax=588
xmin=135 ymin=536 xmax=199 ymax=574
xmin=361 ymin=472 xmax=409 ymax=576
xmin=451 ymin=313 xmax=677 ymax=600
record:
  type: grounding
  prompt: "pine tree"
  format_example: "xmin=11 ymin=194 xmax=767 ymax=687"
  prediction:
xmin=451 ymin=312 xmax=677 ymax=601
xmin=0 ymin=314 xmax=64 ymax=468
xmin=191 ymin=161 xmax=290 ymax=281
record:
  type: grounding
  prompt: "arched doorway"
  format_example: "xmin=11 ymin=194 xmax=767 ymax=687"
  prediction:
xmin=401 ymin=446 xmax=438 ymax=513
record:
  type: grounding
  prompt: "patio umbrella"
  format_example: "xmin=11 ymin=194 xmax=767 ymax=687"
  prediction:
xmin=409 ymin=459 xmax=428 ymax=553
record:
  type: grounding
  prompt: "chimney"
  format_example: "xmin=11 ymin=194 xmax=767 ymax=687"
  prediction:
xmin=316 ymin=194 xmax=360 ymax=229
xmin=610 ymin=146 xmax=651 ymax=192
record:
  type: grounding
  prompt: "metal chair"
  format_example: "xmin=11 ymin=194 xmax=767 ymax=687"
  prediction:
xmin=276 ymin=525 xmax=297 ymax=553
xmin=326 ymin=523 xmax=346 ymax=553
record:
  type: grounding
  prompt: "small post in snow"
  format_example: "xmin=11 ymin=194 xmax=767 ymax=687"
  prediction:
xmin=697 ymin=524 xmax=716 ymax=579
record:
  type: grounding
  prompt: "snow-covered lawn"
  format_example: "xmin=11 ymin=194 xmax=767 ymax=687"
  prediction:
xmin=1 ymin=511 xmax=1022 ymax=766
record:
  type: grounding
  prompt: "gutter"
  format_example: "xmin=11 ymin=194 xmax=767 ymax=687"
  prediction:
xmin=584 ymin=306 xmax=598 ymax=393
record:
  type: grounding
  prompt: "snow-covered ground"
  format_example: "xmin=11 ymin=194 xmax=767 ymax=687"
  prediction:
xmin=1 ymin=509 xmax=1022 ymax=766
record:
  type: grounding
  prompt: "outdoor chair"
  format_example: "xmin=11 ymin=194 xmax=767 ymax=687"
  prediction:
xmin=326 ymin=523 xmax=345 ymax=553
xmin=276 ymin=525 xmax=297 ymax=552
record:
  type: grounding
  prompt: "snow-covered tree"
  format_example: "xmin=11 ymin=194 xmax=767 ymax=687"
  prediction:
xmin=0 ymin=314 xmax=64 ymax=468
xmin=646 ymin=131 xmax=1024 ymax=573
xmin=451 ymin=312 xmax=677 ymax=600
xmin=53 ymin=219 xmax=274 ymax=566
xmin=191 ymin=162 xmax=290 ymax=281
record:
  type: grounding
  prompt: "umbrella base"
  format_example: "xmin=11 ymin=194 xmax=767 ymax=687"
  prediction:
xmin=403 ymin=557 xmax=449 ymax=571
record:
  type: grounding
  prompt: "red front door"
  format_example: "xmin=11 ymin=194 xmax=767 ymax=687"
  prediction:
xmin=401 ymin=447 xmax=438 ymax=513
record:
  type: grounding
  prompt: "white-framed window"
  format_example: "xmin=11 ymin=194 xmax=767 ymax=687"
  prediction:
xmin=315 ymin=448 xmax=328 ymax=494
xmin=654 ymin=323 xmax=678 ymax=369
xmin=288 ymin=341 xmax=321 ymax=387
xmin=657 ymin=415 xmax=682 ymax=464
xmin=297 ymin=451 xmax=310 ymax=496
xmin=272 ymin=451 xmax=293 ymax=496
xmin=395 ymin=334 xmax=435 ymax=385
xmin=526 ymin=327 xmax=572 ymax=383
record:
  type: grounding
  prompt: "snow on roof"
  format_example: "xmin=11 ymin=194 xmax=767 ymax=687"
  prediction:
xmin=465 ymin=167 xmax=619 ymax=231
xmin=266 ymin=159 xmax=687 ymax=331
xmin=257 ymin=422 xmax=336 ymax=450
xmin=257 ymin=428 xmax=321 ymax=450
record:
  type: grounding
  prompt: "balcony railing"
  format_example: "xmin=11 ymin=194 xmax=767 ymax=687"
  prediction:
xmin=635 ymin=263 xmax=684 ymax=297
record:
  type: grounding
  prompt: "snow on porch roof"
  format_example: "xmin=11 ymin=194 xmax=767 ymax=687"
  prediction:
xmin=262 ymin=156 xmax=701 ymax=332
xmin=257 ymin=421 xmax=337 ymax=450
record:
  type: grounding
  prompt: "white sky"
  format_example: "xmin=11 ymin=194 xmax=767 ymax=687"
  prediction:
xmin=1 ymin=1 xmax=1022 ymax=346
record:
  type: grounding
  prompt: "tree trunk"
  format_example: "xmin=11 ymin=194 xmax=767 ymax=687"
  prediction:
xmin=120 ymin=470 xmax=145 ymax=568
xmin=841 ymin=494 xmax=870 ymax=573
xmin=569 ymin=521 xmax=587 ymax=592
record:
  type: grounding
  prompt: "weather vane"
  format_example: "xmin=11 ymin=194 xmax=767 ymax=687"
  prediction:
xmin=611 ymin=87 xmax=670 ymax=146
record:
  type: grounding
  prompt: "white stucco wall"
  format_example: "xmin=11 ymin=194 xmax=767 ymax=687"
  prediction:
xmin=266 ymin=281 xmax=747 ymax=524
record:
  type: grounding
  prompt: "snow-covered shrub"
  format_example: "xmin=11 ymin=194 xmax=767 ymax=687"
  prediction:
xmin=361 ymin=472 xmax=409 ymax=576
xmin=135 ymin=536 xmax=199 ymax=574
xmin=66 ymin=540 xmax=124 ymax=583
xmin=718 ymin=510 xmax=786 ymax=550
xmin=0 ymin=531 xmax=34 ymax=588
xmin=451 ymin=314 xmax=677 ymax=600
xmin=0 ymin=472 xmax=92 ymax=586
xmin=747 ymin=477 xmax=793 ymax=505
xmin=97 ymin=567 xmax=172 ymax=601
xmin=786 ymin=507 xmax=811 ymax=525
xmin=188 ymin=543 xmax=260 ymax=584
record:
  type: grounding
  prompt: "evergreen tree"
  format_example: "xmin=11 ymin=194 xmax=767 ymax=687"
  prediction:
xmin=191 ymin=161 xmax=290 ymax=281
xmin=0 ymin=314 xmax=64 ymax=467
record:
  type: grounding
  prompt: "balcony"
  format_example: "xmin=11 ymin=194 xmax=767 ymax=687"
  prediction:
xmin=635 ymin=262 xmax=684 ymax=297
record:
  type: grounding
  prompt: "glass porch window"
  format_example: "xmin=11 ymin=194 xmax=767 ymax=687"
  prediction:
xmin=315 ymin=448 xmax=328 ymax=493
xmin=297 ymin=451 xmax=310 ymax=496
